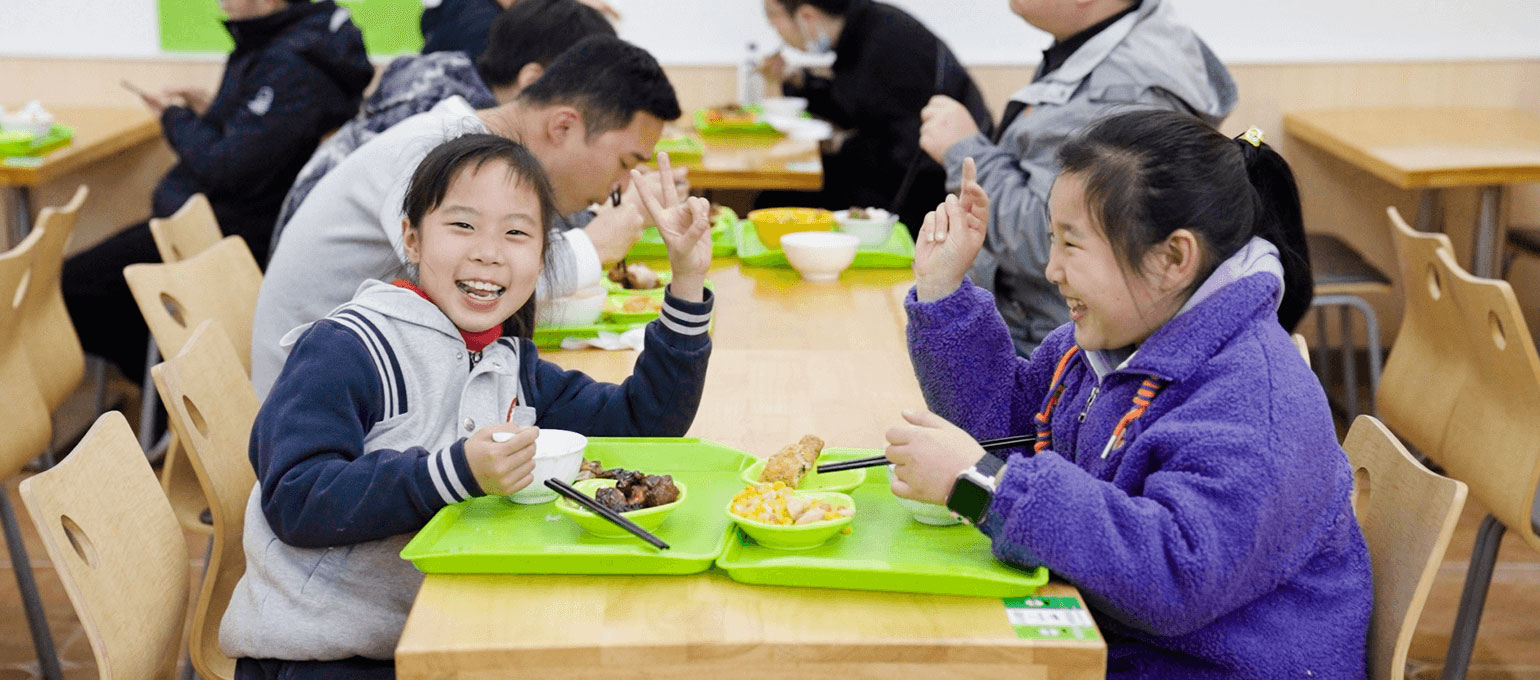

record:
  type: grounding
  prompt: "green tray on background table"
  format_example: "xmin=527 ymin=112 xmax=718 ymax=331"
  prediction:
xmin=715 ymin=451 xmax=1049 ymax=597
xmin=400 ymin=438 xmax=751 ymax=575
xmin=692 ymin=106 xmax=783 ymax=138
xmin=535 ymin=279 xmax=714 ymax=348
xmin=0 ymin=124 xmax=75 ymax=158
xmin=735 ymin=219 xmax=915 ymax=269
xmin=622 ymin=208 xmax=738 ymax=260
xmin=653 ymin=135 xmax=704 ymax=163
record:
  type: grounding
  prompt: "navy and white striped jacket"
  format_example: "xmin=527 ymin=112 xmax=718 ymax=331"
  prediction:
xmin=220 ymin=279 xmax=712 ymax=661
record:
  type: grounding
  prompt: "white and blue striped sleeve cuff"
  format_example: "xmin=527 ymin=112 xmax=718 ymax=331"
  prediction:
xmin=656 ymin=285 xmax=714 ymax=338
xmin=424 ymin=438 xmax=485 ymax=506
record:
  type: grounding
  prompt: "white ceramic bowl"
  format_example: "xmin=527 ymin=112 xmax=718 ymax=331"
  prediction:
xmin=780 ymin=231 xmax=860 ymax=283
xmin=0 ymin=114 xmax=51 ymax=138
xmin=507 ymin=429 xmax=588 ymax=504
xmin=887 ymin=464 xmax=961 ymax=525
xmin=535 ymin=285 xmax=605 ymax=327
xmin=834 ymin=208 xmax=899 ymax=248
xmin=760 ymin=96 xmax=808 ymax=118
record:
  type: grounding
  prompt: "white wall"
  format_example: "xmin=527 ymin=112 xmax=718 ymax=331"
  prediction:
xmin=2 ymin=0 xmax=1540 ymax=64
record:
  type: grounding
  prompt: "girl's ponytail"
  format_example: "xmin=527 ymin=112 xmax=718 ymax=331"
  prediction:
xmin=1235 ymin=134 xmax=1313 ymax=331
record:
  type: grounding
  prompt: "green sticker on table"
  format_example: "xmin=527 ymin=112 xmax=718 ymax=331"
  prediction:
xmin=1004 ymin=595 xmax=1101 ymax=641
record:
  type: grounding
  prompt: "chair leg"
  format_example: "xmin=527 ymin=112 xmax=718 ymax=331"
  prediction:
xmin=139 ymin=339 xmax=162 ymax=454
xmin=180 ymin=535 xmax=214 ymax=680
xmin=1440 ymin=514 xmax=1507 ymax=680
xmin=1 ymin=491 xmax=66 ymax=680
xmin=1337 ymin=295 xmax=1382 ymax=417
xmin=1339 ymin=305 xmax=1358 ymax=420
xmin=1314 ymin=306 xmax=1329 ymax=392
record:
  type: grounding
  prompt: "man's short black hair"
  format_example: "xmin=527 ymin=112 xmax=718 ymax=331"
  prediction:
xmin=475 ymin=0 xmax=616 ymax=89
xmin=775 ymin=0 xmax=852 ymax=14
xmin=517 ymin=35 xmax=682 ymax=137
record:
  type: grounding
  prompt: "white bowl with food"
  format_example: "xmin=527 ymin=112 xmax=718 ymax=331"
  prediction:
xmin=780 ymin=231 xmax=860 ymax=283
xmin=834 ymin=207 xmax=899 ymax=248
xmin=889 ymin=464 xmax=962 ymax=525
xmin=759 ymin=96 xmax=808 ymax=118
xmin=0 ymin=101 xmax=53 ymax=138
xmin=507 ymin=429 xmax=588 ymax=504
xmin=535 ymin=285 xmax=605 ymax=327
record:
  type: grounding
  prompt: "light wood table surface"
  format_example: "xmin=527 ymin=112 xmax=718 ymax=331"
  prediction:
xmin=672 ymin=132 xmax=823 ymax=192
xmin=395 ymin=258 xmax=1107 ymax=679
xmin=1 ymin=105 xmax=161 ymax=244
xmin=1283 ymin=107 xmax=1540 ymax=277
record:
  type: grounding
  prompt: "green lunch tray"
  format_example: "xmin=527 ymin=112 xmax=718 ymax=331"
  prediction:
xmin=622 ymin=220 xmax=737 ymax=260
xmin=715 ymin=452 xmax=1049 ymax=598
xmin=735 ymin=219 xmax=916 ymax=269
xmin=692 ymin=107 xmax=783 ymax=138
xmin=400 ymin=438 xmax=751 ymax=575
xmin=0 ymin=124 xmax=75 ymax=157
xmin=533 ymin=281 xmax=714 ymax=347
xmin=653 ymin=135 xmax=704 ymax=163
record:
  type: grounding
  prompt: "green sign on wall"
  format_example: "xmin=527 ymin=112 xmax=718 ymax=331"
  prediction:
xmin=159 ymin=0 xmax=425 ymax=55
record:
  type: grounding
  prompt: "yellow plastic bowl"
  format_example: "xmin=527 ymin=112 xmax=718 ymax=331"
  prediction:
xmin=727 ymin=491 xmax=854 ymax=550
xmin=747 ymin=207 xmax=836 ymax=250
xmin=554 ymin=478 xmax=687 ymax=539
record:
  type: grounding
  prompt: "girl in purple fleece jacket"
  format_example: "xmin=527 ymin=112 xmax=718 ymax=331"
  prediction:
xmin=887 ymin=111 xmax=1371 ymax=679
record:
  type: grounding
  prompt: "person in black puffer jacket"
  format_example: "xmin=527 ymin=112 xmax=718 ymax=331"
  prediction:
xmin=62 ymin=0 xmax=372 ymax=387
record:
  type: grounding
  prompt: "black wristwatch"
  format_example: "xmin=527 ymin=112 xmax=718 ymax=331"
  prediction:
xmin=946 ymin=453 xmax=1006 ymax=526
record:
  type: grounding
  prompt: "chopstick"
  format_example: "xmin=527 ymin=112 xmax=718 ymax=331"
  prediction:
xmin=544 ymin=479 xmax=670 ymax=550
xmin=814 ymin=435 xmax=1039 ymax=474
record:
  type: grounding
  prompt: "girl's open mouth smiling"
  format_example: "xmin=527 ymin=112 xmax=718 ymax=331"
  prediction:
xmin=456 ymin=279 xmax=505 ymax=301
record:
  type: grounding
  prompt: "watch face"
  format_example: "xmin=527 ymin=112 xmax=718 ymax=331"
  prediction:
xmin=947 ymin=475 xmax=993 ymax=524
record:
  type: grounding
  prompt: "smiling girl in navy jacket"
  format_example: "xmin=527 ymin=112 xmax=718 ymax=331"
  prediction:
xmin=887 ymin=111 xmax=1370 ymax=679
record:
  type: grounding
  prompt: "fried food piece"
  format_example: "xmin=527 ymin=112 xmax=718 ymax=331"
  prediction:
xmin=758 ymin=435 xmax=825 ymax=488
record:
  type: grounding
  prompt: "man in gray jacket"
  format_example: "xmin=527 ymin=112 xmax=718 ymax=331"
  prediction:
xmin=919 ymin=0 xmax=1237 ymax=356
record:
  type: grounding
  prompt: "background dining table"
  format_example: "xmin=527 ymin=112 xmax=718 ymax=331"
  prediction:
xmin=394 ymin=257 xmax=1107 ymax=679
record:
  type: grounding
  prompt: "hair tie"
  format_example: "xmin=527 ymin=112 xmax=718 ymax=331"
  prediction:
xmin=1241 ymin=126 xmax=1265 ymax=148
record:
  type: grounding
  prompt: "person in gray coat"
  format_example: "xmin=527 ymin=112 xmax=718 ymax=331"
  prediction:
xmin=918 ymin=0 xmax=1237 ymax=356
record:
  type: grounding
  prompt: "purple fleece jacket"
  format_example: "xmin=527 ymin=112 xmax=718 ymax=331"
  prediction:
xmin=906 ymin=273 xmax=1371 ymax=679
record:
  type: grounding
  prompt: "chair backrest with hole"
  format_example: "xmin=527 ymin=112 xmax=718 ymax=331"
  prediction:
xmin=1343 ymin=415 xmax=1466 ymax=680
xmin=148 ymin=194 xmax=222 ymax=263
xmin=123 ymin=236 xmax=262 ymax=370
xmin=1433 ymin=246 xmax=1540 ymax=551
xmin=1377 ymin=206 xmax=1463 ymax=460
xmin=150 ymin=320 xmax=259 ymax=680
xmin=0 ymin=228 xmax=53 ymax=477
xmin=17 ymin=412 xmax=189 ymax=679
xmin=18 ymin=186 xmax=88 ymax=409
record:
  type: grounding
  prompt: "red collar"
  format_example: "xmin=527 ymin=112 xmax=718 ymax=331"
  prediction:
xmin=392 ymin=279 xmax=502 ymax=353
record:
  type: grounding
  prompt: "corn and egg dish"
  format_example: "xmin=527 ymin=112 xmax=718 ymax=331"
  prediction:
xmin=730 ymin=482 xmax=853 ymax=526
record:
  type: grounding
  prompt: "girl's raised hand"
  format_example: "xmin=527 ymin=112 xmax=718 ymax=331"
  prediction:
xmin=631 ymin=151 xmax=712 ymax=302
xmin=465 ymin=425 xmax=538 ymax=496
xmin=913 ymin=157 xmax=989 ymax=302
xmin=885 ymin=409 xmax=986 ymax=505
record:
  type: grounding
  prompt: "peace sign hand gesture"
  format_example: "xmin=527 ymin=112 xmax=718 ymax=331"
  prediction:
xmin=631 ymin=152 xmax=712 ymax=302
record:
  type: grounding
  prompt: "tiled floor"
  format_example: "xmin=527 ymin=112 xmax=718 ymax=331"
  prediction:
xmin=3 ymin=387 xmax=1537 ymax=678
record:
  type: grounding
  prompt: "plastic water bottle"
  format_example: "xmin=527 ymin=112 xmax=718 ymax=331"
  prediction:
xmin=737 ymin=41 xmax=764 ymax=107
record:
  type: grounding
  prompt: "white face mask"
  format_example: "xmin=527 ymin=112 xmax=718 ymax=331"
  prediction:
xmin=796 ymin=15 xmax=832 ymax=54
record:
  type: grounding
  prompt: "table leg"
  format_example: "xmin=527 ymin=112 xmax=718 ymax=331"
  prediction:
xmin=7 ymin=185 xmax=33 ymax=247
xmin=1413 ymin=189 xmax=1441 ymax=233
xmin=1472 ymin=185 xmax=1503 ymax=278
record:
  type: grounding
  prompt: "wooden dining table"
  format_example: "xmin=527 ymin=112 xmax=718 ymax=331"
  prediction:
xmin=394 ymin=259 xmax=1106 ymax=679
xmin=1 ymin=105 xmax=161 ymax=245
xmin=1283 ymin=107 xmax=1540 ymax=278
xmin=670 ymin=130 xmax=823 ymax=192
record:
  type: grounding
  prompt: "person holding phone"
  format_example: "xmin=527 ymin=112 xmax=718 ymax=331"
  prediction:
xmin=63 ymin=0 xmax=372 ymax=395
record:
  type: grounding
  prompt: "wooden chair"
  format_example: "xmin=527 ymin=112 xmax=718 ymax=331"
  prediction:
xmin=18 ymin=412 xmax=190 ymax=680
xmin=1376 ymin=206 xmax=1460 ymax=460
xmin=151 ymin=321 xmax=259 ymax=680
xmin=0 ymin=222 xmax=66 ymax=679
xmin=1426 ymin=242 xmax=1540 ymax=680
xmin=124 ymin=236 xmax=262 ymax=536
xmin=17 ymin=186 xmax=89 ymax=412
xmin=1342 ymin=416 xmax=1466 ymax=680
xmin=148 ymin=194 xmax=221 ymax=264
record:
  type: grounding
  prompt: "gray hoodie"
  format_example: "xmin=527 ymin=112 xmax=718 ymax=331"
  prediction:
xmin=942 ymin=0 xmax=1237 ymax=356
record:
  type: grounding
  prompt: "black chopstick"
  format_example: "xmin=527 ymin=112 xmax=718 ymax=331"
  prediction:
xmin=545 ymin=479 xmax=670 ymax=550
xmin=814 ymin=435 xmax=1040 ymax=474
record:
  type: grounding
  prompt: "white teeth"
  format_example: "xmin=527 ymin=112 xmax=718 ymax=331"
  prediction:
xmin=456 ymin=280 xmax=505 ymax=300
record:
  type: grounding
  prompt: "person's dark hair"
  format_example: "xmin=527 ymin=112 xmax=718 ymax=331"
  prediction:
xmin=516 ymin=35 xmax=682 ymax=138
xmin=401 ymin=133 xmax=560 ymax=338
xmin=475 ymin=0 xmax=616 ymax=90
xmin=774 ymin=0 xmax=852 ymax=14
xmin=1056 ymin=110 xmax=1313 ymax=331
